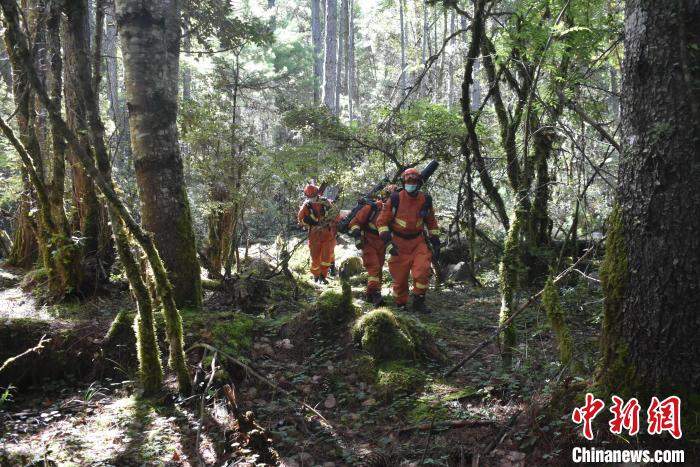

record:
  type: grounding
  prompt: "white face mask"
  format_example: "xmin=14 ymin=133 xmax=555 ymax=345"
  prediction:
xmin=405 ymin=184 xmax=418 ymax=193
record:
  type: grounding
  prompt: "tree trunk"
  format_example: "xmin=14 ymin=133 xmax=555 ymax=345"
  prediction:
xmin=598 ymin=0 xmax=700 ymax=407
xmin=0 ymin=0 xmax=190 ymax=394
xmin=322 ymin=0 xmax=337 ymax=113
xmin=268 ymin=0 xmax=276 ymax=32
xmin=115 ymin=0 xmax=202 ymax=309
xmin=470 ymin=57 xmax=480 ymax=110
xmin=6 ymin=174 xmax=38 ymax=268
xmin=62 ymin=0 xmax=107 ymax=294
xmin=399 ymin=0 xmax=406 ymax=97
xmin=103 ymin=0 xmax=132 ymax=171
xmin=0 ymin=37 xmax=12 ymax=87
xmin=182 ymin=12 xmax=192 ymax=101
xmin=347 ymin=0 xmax=354 ymax=120
xmin=311 ymin=0 xmax=322 ymax=105
xmin=336 ymin=0 xmax=345 ymax=113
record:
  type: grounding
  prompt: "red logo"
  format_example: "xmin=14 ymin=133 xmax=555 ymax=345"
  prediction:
xmin=647 ymin=396 xmax=682 ymax=439
xmin=572 ymin=394 xmax=683 ymax=440
xmin=609 ymin=396 xmax=641 ymax=436
xmin=572 ymin=393 xmax=605 ymax=440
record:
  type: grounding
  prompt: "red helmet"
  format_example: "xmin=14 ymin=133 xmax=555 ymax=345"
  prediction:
xmin=402 ymin=168 xmax=422 ymax=182
xmin=304 ymin=184 xmax=319 ymax=197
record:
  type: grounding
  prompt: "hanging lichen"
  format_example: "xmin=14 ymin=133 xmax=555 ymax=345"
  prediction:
xmin=542 ymin=275 xmax=573 ymax=366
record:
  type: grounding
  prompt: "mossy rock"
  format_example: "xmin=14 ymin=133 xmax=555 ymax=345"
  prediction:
xmin=375 ymin=361 xmax=426 ymax=399
xmin=351 ymin=308 xmax=446 ymax=362
xmin=313 ymin=281 xmax=359 ymax=330
xmin=339 ymin=256 xmax=364 ymax=279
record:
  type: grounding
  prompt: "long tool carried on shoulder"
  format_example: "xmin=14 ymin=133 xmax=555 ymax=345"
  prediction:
xmin=337 ymin=160 xmax=439 ymax=234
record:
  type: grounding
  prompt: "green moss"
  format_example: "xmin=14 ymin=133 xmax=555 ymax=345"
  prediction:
xmin=313 ymin=282 xmax=359 ymax=330
xmin=408 ymin=396 xmax=451 ymax=424
xmin=375 ymin=361 xmax=426 ymax=399
xmin=352 ymin=308 xmax=416 ymax=361
xmin=212 ymin=313 xmax=258 ymax=357
xmin=352 ymin=354 xmax=378 ymax=383
xmin=596 ymin=204 xmax=638 ymax=393
xmin=542 ymin=276 xmax=573 ymax=366
xmin=352 ymin=308 xmax=445 ymax=362
xmin=498 ymin=209 xmax=523 ymax=363
xmin=105 ymin=310 xmax=135 ymax=343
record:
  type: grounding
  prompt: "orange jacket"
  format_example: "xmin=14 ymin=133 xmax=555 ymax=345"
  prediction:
xmin=348 ymin=201 xmax=383 ymax=236
xmin=376 ymin=190 xmax=439 ymax=238
xmin=298 ymin=197 xmax=339 ymax=241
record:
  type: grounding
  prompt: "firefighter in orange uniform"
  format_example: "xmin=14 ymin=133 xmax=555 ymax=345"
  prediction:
xmin=376 ymin=169 xmax=440 ymax=313
xmin=298 ymin=184 xmax=338 ymax=284
xmin=347 ymin=185 xmax=397 ymax=306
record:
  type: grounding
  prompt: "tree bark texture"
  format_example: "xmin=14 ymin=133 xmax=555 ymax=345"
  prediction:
xmin=311 ymin=0 xmax=322 ymax=105
xmin=63 ymin=0 xmax=112 ymax=294
xmin=599 ymin=0 xmax=700 ymax=403
xmin=322 ymin=0 xmax=337 ymax=113
xmin=115 ymin=0 xmax=202 ymax=308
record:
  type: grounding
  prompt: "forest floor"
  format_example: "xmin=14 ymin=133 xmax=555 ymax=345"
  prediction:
xmin=0 ymin=241 xmax=631 ymax=466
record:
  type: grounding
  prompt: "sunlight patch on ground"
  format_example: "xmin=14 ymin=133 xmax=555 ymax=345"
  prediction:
xmin=2 ymin=395 xmax=195 ymax=466
xmin=0 ymin=287 xmax=50 ymax=320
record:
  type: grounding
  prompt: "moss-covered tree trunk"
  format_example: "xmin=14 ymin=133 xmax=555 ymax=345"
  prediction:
xmin=2 ymin=1 xmax=81 ymax=299
xmin=0 ymin=0 xmax=190 ymax=394
xmin=115 ymin=0 xmax=202 ymax=309
xmin=498 ymin=209 xmax=523 ymax=365
xmin=6 ymin=173 xmax=38 ymax=268
xmin=598 ymin=0 xmax=700 ymax=413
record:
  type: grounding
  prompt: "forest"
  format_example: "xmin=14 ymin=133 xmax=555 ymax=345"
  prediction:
xmin=0 ymin=0 xmax=698 ymax=465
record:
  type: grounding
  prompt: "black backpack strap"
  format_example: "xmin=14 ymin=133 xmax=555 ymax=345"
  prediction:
xmin=390 ymin=191 xmax=400 ymax=217
xmin=419 ymin=193 xmax=433 ymax=218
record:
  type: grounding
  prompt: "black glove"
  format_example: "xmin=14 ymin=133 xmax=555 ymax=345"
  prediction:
xmin=355 ymin=237 xmax=364 ymax=250
xmin=429 ymin=236 xmax=441 ymax=259
xmin=303 ymin=215 xmax=319 ymax=226
xmin=387 ymin=241 xmax=399 ymax=256
xmin=348 ymin=228 xmax=362 ymax=239
xmin=379 ymin=231 xmax=392 ymax=244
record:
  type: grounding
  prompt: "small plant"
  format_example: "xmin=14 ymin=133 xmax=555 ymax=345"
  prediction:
xmin=0 ymin=385 xmax=16 ymax=409
xmin=83 ymin=381 xmax=107 ymax=402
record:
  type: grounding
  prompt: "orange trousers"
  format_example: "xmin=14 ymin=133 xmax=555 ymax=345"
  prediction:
xmin=388 ymin=235 xmax=432 ymax=305
xmin=362 ymin=233 xmax=386 ymax=294
xmin=308 ymin=232 xmax=335 ymax=277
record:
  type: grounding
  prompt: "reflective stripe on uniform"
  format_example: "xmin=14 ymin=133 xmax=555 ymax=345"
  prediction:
xmin=395 ymin=218 xmax=407 ymax=228
xmin=350 ymin=225 xmax=360 ymax=231
xmin=429 ymin=229 xmax=440 ymax=235
xmin=367 ymin=276 xmax=380 ymax=283
xmin=378 ymin=226 xmax=390 ymax=234
xmin=368 ymin=222 xmax=377 ymax=230
xmin=417 ymin=219 xmax=424 ymax=227
xmin=321 ymin=262 xmax=332 ymax=266
xmin=415 ymin=282 xmax=429 ymax=289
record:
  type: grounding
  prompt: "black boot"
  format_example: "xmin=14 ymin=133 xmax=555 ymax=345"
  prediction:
xmin=412 ymin=294 xmax=432 ymax=314
xmin=318 ymin=275 xmax=329 ymax=285
xmin=329 ymin=262 xmax=337 ymax=277
xmin=366 ymin=291 xmax=384 ymax=307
